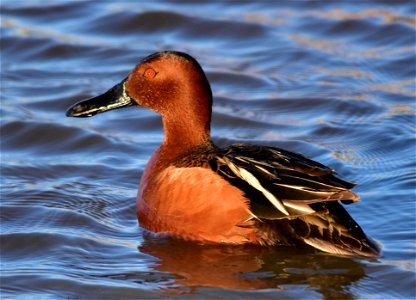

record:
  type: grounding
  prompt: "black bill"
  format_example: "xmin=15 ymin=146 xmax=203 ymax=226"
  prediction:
xmin=66 ymin=79 xmax=135 ymax=118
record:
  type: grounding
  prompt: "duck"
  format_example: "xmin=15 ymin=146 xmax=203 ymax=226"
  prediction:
xmin=66 ymin=51 xmax=380 ymax=257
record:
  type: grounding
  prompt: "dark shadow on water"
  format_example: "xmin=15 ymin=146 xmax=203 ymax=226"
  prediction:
xmin=138 ymin=234 xmax=371 ymax=298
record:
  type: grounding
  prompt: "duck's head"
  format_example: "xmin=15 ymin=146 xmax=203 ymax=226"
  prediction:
xmin=66 ymin=51 xmax=212 ymax=126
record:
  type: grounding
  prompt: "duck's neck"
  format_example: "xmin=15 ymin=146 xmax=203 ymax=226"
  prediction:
xmin=142 ymin=108 xmax=210 ymax=175
xmin=165 ymin=112 xmax=210 ymax=149
xmin=160 ymin=88 xmax=213 ymax=161
xmin=141 ymin=82 xmax=213 ymax=186
xmin=139 ymin=113 xmax=211 ymax=194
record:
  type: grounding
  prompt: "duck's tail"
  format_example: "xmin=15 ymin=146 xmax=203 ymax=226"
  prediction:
xmin=302 ymin=202 xmax=380 ymax=257
xmin=256 ymin=201 xmax=381 ymax=257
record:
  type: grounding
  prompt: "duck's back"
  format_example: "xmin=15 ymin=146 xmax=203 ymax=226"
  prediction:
xmin=172 ymin=143 xmax=380 ymax=257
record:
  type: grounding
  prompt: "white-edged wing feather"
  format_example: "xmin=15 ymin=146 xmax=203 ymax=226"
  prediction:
xmin=223 ymin=157 xmax=290 ymax=216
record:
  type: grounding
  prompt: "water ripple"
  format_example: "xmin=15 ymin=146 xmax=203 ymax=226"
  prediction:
xmin=1 ymin=1 xmax=415 ymax=299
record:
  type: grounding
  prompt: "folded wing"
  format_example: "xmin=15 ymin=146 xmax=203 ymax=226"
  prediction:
xmin=207 ymin=144 xmax=359 ymax=220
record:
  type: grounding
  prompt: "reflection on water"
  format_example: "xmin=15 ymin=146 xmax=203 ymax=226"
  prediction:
xmin=140 ymin=235 xmax=369 ymax=299
xmin=1 ymin=0 xmax=415 ymax=299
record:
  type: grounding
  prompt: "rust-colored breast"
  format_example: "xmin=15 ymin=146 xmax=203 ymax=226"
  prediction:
xmin=137 ymin=166 xmax=257 ymax=244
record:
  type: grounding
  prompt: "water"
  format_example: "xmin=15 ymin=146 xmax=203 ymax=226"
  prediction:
xmin=1 ymin=1 xmax=415 ymax=299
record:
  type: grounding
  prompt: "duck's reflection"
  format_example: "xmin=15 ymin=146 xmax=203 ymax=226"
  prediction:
xmin=138 ymin=234 xmax=369 ymax=297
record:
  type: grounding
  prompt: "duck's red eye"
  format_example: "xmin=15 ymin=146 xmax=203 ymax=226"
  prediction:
xmin=143 ymin=68 xmax=157 ymax=79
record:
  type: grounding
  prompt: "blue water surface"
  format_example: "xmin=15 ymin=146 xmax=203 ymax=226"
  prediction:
xmin=1 ymin=1 xmax=415 ymax=299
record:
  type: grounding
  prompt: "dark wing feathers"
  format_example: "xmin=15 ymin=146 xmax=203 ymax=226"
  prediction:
xmin=204 ymin=144 xmax=359 ymax=220
xmin=174 ymin=143 xmax=380 ymax=256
